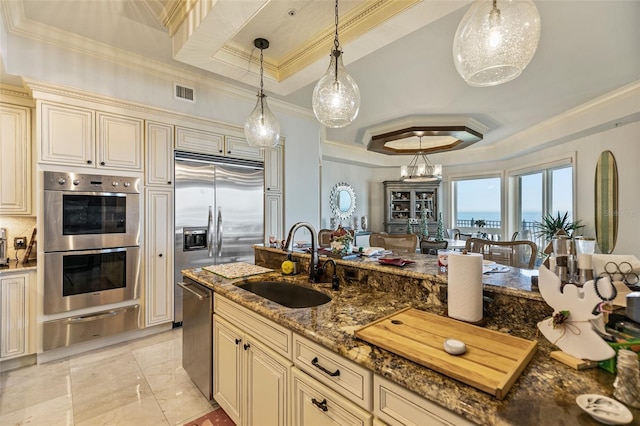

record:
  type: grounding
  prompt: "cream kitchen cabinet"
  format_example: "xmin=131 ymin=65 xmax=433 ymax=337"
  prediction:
xmin=264 ymin=142 xmax=284 ymax=244
xmin=39 ymin=102 xmax=143 ymax=171
xmin=292 ymin=367 xmax=372 ymax=426
xmin=145 ymin=121 xmax=174 ymax=187
xmin=1 ymin=273 xmax=29 ymax=359
xmin=144 ymin=189 xmax=174 ymax=326
xmin=175 ymin=127 xmax=264 ymax=161
xmin=213 ymin=313 xmax=292 ymax=426
xmin=0 ymin=103 xmax=32 ymax=215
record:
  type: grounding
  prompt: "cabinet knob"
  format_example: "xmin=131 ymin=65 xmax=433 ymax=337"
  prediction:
xmin=158 ymin=254 xmax=163 ymax=257
xmin=267 ymin=187 xmax=270 ymax=191
xmin=227 ymin=150 xmax=231 ymax=154
xmin=87 ymin=160 xmax=92 ymax=164
xmin=167 ymin=181 xmax=172 ymax=185
xmin=219 ymin=149 xmax=223 ymax=153
xmin=100 ymin=161 xmax=106 ymax=166
xmin=235 ymin=338 xmax=241 ymax=345
xmin=243 ymin=343 xmax=250 ymax=350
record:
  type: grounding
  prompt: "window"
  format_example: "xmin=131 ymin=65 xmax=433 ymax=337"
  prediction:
xmin=514 ymin=164 xmax=574 ymax=246
xmin=453 ymin=176 xmax=502 ymax=238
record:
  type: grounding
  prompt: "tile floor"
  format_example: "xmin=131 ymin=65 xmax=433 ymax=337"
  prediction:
xmin=0 ymin=328 xmax=218 ymax=425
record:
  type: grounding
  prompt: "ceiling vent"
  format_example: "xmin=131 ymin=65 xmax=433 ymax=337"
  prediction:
xmin=174 ymin=83 xmax=195 ymax=103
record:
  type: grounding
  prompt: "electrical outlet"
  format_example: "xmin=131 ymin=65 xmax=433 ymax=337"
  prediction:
xmin=14 ymin=237 xmax=27 ymax=250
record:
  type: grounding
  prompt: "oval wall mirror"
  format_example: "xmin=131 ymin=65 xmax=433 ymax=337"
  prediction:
xmin=595 ymin=150 xmax=618 ymax=254
xmin=330 ymin=182 xmax=356 ymax=220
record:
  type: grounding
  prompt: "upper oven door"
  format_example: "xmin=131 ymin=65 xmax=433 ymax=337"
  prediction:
xmin=44 ymin=190 xmax=141 ymax=252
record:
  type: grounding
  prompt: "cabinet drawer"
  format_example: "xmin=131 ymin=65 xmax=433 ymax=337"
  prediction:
xmin=293 ymin=333 xmax=372 ymax=410
xmin=214 ymin=295 xmax=292 ymax=360
xmin=292 ymin=367 xmax=372 ymax=426
xmin=373 ymin=375 xmax=474 ymax=426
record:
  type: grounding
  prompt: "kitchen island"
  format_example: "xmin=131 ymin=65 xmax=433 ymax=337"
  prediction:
xmin=182 ymin=246 xmax=639 ymax=425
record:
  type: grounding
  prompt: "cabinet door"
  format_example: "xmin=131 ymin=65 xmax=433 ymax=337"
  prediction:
xmin=97 ymin=112 xmax=143 ymax=170
xmin=213 ymin=316 xmax=243 ymax=425
xmin=292 ymin=368 xmax=372 ymax=426
xmin=1 ymin=274 xmax=28 ymax=359
xmin=225 ymin=136 xmax=265 ymax=161
xmin=146 ymin=121 xmax=173 ymax=186
xmin=40 ymin=102 xmax=94 ymax=166
xmin=265 ymin=193 xmax=283 ymax=245
xmin=265 ymin=145 xmax=283 ymax=193
xmin=175 ymin=127 xmax=224 ymax=155
xmin=0 ymin=104 xmax=31 ymax=215
xmin=244 ymin=337 xmax=291 ymax=426
xmin=145 ymin=189 xmax=174 ymax=326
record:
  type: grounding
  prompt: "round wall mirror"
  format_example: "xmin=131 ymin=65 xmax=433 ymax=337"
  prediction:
xmin=330 ymin=182 xmax=356 ymax=220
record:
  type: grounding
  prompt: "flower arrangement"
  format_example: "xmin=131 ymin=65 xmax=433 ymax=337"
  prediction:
xmin=330 ymin=225 xmax=354 ymax=255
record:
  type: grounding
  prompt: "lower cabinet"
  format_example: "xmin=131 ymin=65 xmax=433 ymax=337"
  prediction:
xmin=292 ymin=367 xmax=372 ymax=426
xmin=0 ymin=272 xmax=29 ymax=359
xmin=213 ymin=312 xmax=292 ymax=426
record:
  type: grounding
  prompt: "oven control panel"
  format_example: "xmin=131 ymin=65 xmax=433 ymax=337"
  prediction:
xmin=44 ymin=172 xmax=140 ymax=193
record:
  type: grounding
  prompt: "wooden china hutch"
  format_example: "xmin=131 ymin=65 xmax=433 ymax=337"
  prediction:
xmin=383 ymin=180 xmax=440 ymax=235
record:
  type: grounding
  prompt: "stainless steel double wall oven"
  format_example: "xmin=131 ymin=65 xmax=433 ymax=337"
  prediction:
xmin=42 ymin=172 xmax=142 ymax=350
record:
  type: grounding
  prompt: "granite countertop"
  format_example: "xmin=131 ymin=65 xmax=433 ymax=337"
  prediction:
xmin=183 ymin=248 xmax=640 ymax=425
xmin=0 ymin=259 xmax=37 ymax=275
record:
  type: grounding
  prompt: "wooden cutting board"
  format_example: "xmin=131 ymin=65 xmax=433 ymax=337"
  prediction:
xmin=354 ymin=308 xmax=537 ymax=399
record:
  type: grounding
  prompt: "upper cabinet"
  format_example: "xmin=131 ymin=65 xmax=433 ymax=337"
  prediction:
xmin=175 ymin=126 xmax=264 ymax=161
xmin=145 ymin=121 xmax=174 ymax=187
xmin=39 ymin=102 xmax=143 ymax=171
xmin=0 ymin=103 xmax=32 ymax=215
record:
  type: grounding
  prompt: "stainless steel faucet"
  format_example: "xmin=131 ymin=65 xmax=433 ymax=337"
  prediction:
xmin=284 ymin=222 xmax=319 ymax=282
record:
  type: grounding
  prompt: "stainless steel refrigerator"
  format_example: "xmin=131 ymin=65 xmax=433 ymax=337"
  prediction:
xmin=174 ymin=151 xmax=264 ymax=324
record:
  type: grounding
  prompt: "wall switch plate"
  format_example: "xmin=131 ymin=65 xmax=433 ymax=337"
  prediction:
xmin=14 ymin=237 xmax=27 ymax=250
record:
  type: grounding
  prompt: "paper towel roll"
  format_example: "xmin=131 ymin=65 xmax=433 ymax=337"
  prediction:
xmin=448 ymin=252 xmax=484 ymax=323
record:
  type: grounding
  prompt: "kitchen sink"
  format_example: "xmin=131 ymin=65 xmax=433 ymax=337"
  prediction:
xmin=236 ymin=281 xmax=331 ymax=308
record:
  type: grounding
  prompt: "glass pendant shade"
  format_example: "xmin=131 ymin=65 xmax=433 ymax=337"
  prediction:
xmin=312 ymin=51 xmax=360 ymax=128
xmin=244 ymin=93 xmax=280 ymax=149
xmin=453 ymin=0 xmax=541 ymax=87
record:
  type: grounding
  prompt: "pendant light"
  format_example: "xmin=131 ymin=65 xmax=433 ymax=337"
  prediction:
xmin=453 ymin=0 xmax=541 ymax=87
xmin=244 ymin=38 xmax=280 ymax=149
xmin=400 ymin=135 xmax=442 ymax=182
xmin=312 ymin=0 xmax=360 ymax=128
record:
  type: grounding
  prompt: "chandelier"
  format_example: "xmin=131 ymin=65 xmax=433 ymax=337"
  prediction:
xmin=312 ymin=0 xmax=360 ymax=128
xmin=244 ymin=38 xmax=281 ymax=149
xmin=400 ymin=136 xmax=442 ymax=182
xmin=453 ymin=0 xmax=541 ymax=87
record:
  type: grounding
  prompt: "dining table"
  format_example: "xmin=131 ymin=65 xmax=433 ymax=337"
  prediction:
xmin=444 ymin=238 xmax=467 ymax=250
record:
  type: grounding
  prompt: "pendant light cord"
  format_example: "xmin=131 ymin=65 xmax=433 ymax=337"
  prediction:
xmin=333 ymin=0 xmax=340 ymax=81
xmin=259 ymin=46 xmax=265 ymax=118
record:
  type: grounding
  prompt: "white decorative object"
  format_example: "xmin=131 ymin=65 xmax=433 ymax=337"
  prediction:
xmin=447 ymin=252 xmax=483 ymax=322
xmin=537 ymin=265 xmax=615 ymax=361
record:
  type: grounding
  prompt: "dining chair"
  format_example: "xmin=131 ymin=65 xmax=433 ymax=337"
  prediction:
xmin=511 ymin=231 xmax=519 ymax=240
xmin=458 ymin=232 xmax=472 ymax=241
xmin=370 ymin=233 xmax=418 ymax=254
xmin=448 ymin=228 xmax=461 ymax=240
xmin=465 ymin=238 xmax=538 ymax=269
xmin=318 ymin=229 xmax=333 ymax=248
xmin=420 ymin=240 xmax=448 ymax=255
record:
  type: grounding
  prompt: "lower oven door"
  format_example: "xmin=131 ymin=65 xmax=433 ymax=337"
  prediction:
xmin=44 ymin=246 xmax=141 ymax=314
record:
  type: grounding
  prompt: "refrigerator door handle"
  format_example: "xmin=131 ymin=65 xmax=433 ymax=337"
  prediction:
xmin=207 ymin=206 xmax=213 ymax=258
xmin=217 ymin=207 xmax=223 ymax=257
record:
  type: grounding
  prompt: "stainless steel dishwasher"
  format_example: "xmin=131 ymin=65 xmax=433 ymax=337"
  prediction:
xmin=178 ymin=277 xmax=213 ymax=400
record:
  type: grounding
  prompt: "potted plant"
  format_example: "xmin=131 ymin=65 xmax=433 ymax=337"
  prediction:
xmin=535 ymin=211 xmax=584 ymax=243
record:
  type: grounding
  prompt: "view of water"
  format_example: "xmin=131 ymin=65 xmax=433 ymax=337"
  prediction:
xmin=457 ymin=211 xmax=542 ymax=223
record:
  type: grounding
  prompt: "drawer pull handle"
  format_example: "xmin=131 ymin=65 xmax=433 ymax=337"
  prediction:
xmin=311 ymin=398 xmax=328 ymax=412
xmin=244 ymin=343 xmax=251 ymax=350
xmin=235 ymin=338 xmax=241 ymax=345
xmin=311 ymin=357 xmax=340 ymax=377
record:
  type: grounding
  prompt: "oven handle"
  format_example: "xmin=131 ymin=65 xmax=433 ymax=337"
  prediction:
xmin=177 ymin=282 xmax=207 ymax=301
xmin=207 ymin=206 xmax=213 ymax=258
